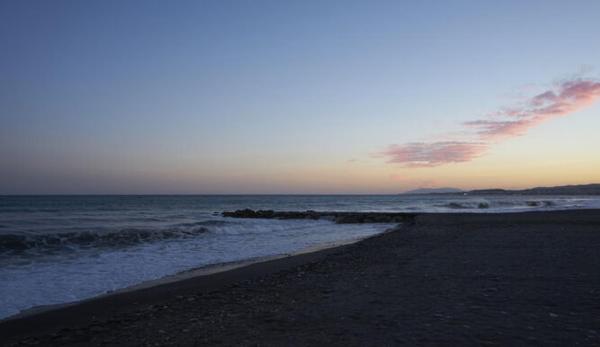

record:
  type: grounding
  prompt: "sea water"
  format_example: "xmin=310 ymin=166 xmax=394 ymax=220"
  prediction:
xmin=1 ymin=194 xmax=599 ymax=319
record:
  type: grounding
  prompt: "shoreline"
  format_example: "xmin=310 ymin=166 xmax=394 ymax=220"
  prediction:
xmin=2 ymin=209 xmax=600 ymax=345
xmin=0 ymin=221 xmax=401 ymax=341
xmin=0 ymin=243 xmax=348 ymax=340
xmin=4 ymin=229 xmax=392 ymax=323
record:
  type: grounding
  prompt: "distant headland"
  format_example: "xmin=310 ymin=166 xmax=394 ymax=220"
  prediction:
xmin=401 ymin=183 xmax=600 ymax=195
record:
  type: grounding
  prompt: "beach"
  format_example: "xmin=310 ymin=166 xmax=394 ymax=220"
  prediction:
xmin=2 ymin=209 xmax=600 ymax=346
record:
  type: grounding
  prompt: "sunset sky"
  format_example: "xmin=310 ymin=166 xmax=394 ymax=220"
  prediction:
xmin=2 ymin=0 xmax=600 ymax=194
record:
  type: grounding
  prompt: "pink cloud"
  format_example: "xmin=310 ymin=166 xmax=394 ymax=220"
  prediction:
xmin=464 ymin=119 xmax=535 ymax=138
xmin=469 ymin=79 xmax=600 ymax=140
xmin=381 ymin=77 xmax=600 ymax=167
xmin=382 ymin=141 xmax=488 ymax=167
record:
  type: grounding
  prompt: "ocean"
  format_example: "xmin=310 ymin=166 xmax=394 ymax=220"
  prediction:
xmin=1 ymin=194 xmax=599 ymax=319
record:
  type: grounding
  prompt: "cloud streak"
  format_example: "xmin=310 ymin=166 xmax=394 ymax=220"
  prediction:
xmin=467 ymin=79 xmax=600 ymax=139
xmin=382 ymin=141 xmax=488 ymax=167
xmin=382 ymin=78 xmax=600 ymax=167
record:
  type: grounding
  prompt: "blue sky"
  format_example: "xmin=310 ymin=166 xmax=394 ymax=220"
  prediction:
xmin=2 ymin=0 xmax=600 ymax=193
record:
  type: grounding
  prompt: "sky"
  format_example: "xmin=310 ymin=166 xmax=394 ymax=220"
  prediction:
xmin=1 ymin=0 xmax=600 ymax=194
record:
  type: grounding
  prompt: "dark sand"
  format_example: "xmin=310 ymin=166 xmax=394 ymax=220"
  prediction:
xmin=2 ymin=210 xmax=600 ymax=346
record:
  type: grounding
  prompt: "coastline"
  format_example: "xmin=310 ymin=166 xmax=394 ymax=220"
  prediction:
xmin=2 ymin=209 xmax=600 ymax=345
xmin=4 ymin=230 xmax=390 ymax=322
xmin=0 ymin=224 xmax=399 ymax=341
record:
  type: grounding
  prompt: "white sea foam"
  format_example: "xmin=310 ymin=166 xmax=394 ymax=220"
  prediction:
xmin=0 ymin=218 xmax=392 ymax=319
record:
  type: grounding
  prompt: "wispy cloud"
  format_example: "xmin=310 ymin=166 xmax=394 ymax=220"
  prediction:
xmin=382 ymin=141 xmax=488 ymax=167
xmin=467 ymin=79 xmax=600 ymax=140
xmin=382 ymin=78 xmax=600 ymax=167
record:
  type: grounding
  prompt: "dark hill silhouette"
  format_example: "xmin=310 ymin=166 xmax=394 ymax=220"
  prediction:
xmin=399 ymin=184 xmax=600 ymax=196
xmin=468 ymin=184 xmax=600 ymax=195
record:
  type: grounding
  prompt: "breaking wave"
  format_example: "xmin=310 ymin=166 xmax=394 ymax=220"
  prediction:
xmin=0 ymin=226 xmax=210 ymax=255
xmin=437 ymin=200 xmax=555 ymax=210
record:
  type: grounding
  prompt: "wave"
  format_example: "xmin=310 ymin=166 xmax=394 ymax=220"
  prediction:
xmin=174 ymin=220 xmax=231 ymax=227
xmin=0 ymin=226 xmax=210 ymax=255
xmin=525 ymin=201 xmax=555 ymax=207
xmin=437 ymin=200 xmax=555 ymax=210
xmin=437 ymin=202 xmax=490 ymax=209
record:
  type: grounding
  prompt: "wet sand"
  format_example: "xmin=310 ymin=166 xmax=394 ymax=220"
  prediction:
xmin=2 ymin=209 xmax=600 ymax=346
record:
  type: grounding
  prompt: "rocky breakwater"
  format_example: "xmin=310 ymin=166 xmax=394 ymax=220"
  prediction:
xmin=222 ymin=209 xmax=417 ymax=224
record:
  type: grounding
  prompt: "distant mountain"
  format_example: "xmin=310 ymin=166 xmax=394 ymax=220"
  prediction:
xmin=400 ymin=184 xmax=600 ymax=196
xmin=468 ymin=184 xmax=600 ymax=196
xmin=402 ymin=187 xmax=464 ymax=195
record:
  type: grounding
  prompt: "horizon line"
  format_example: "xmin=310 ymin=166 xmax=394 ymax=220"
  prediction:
xmin=2 ymin=182 xmax=599 ymax=197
